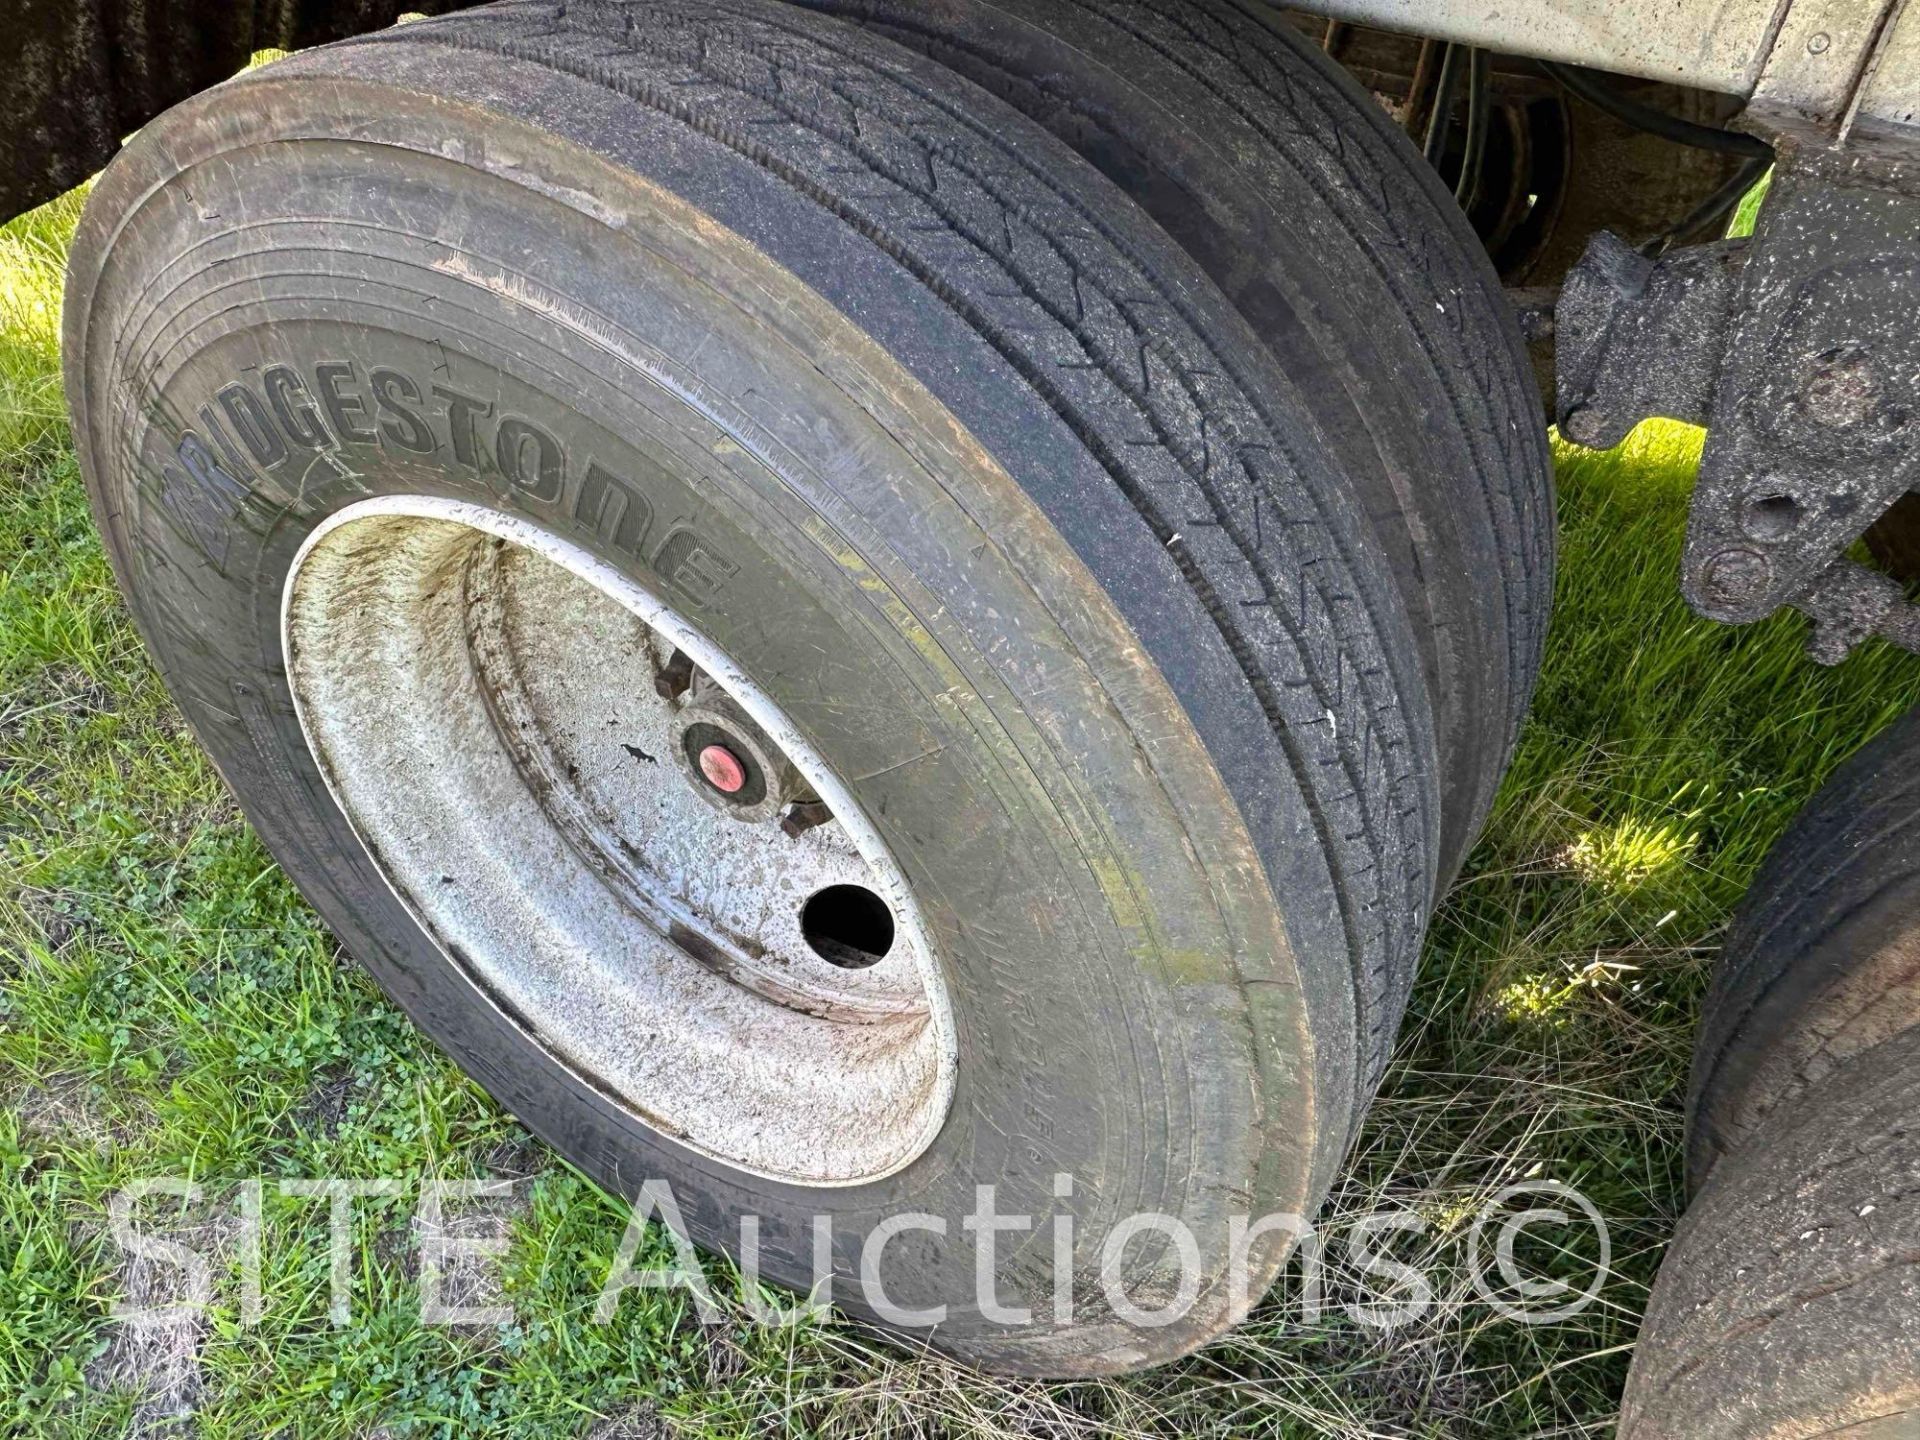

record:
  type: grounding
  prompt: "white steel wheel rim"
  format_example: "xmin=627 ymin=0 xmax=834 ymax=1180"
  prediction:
xmin=282 ymin=496 xmax=957 ymax=1185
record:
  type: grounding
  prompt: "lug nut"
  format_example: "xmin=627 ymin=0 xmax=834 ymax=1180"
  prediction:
xmin=698 ymin=743 xmax=748 ymax=794
xmin=654 ymin=649 xmax=696 ymax=702
xmin=780 ymin=800 xmax=833 ymax=838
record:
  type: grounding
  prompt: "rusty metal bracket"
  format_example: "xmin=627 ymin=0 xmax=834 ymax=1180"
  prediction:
xmin=1682 ymin=146 xmax=1920 ymax=661
xmin=1555 ymin=137 xmax=1920 ymax=663
xmin=1555 ymin=233 xmax=1747 ymax=449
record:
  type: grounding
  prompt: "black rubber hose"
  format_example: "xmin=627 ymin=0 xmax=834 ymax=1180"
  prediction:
xmin=1541 ymin=61 xmax=1773 ymax=160
xmin=1423 ymin=42 xmax=1466 ymax=165
xmin=1455 ymin=48 xmax=1491 ymax=205
xmin=1642 ymin=153 xmax=1771 ymax=256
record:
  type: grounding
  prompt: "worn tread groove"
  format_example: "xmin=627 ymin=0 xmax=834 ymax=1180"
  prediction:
xmin=797 ymin=0 xmax=1551 ymax=884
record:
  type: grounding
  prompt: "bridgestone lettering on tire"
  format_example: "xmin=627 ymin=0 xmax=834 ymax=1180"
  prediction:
xmin=64 ymin=0 xmax=1543 ymax=1372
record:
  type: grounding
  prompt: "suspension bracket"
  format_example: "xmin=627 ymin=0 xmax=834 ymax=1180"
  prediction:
xmin=1557 ymin=139 xmax=1920 ymax=663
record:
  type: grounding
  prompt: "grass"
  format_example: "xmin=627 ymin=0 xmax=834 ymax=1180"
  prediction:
xmin=4 ymin=173 xmax=1919 ymax=1440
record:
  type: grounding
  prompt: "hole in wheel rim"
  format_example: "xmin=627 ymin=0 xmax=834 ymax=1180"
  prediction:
xmin=281 ymin=497 xmax=955 ymax=1185
xmin=802 ymin=885 xmax=895 ymax=969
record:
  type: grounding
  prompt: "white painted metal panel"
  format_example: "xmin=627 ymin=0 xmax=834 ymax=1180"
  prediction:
xmin=1296 ymin=0 xmax=1786 ymax=93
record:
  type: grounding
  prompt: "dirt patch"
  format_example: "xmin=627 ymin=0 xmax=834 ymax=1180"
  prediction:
xmin=9 ymin=1072 xmax=145 ymax=1155
xmin=405 ymin=1175 xmax=531 ymax=1330
xmin=480 ymin=1134 xmax=548 ymax=1181
xmin=87 ymin=1190 xmax=240 ymax=1439
xmin=585 ymin=1407 xmax=669 ymax=1440
xmin=291 ymin=1067 xmax=354 ymax=1139
xmin=1 ymin=666 xmax=119 ymax=741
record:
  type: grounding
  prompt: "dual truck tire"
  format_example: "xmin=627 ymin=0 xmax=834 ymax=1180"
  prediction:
xmin=64 ymin=0 xmax=1552 ymax=1372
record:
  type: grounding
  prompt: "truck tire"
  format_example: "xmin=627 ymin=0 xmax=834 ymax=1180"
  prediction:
xmin=1619 ymin=1023 xmax=1920 ymax=1439
xmin=799 ymin=0 xmax=1556 ymax=886
xmin=1686 ymin=706 xmax=1920 ymax=1191
xmin=65 ymin=0 xmax=1489 ymax=1372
